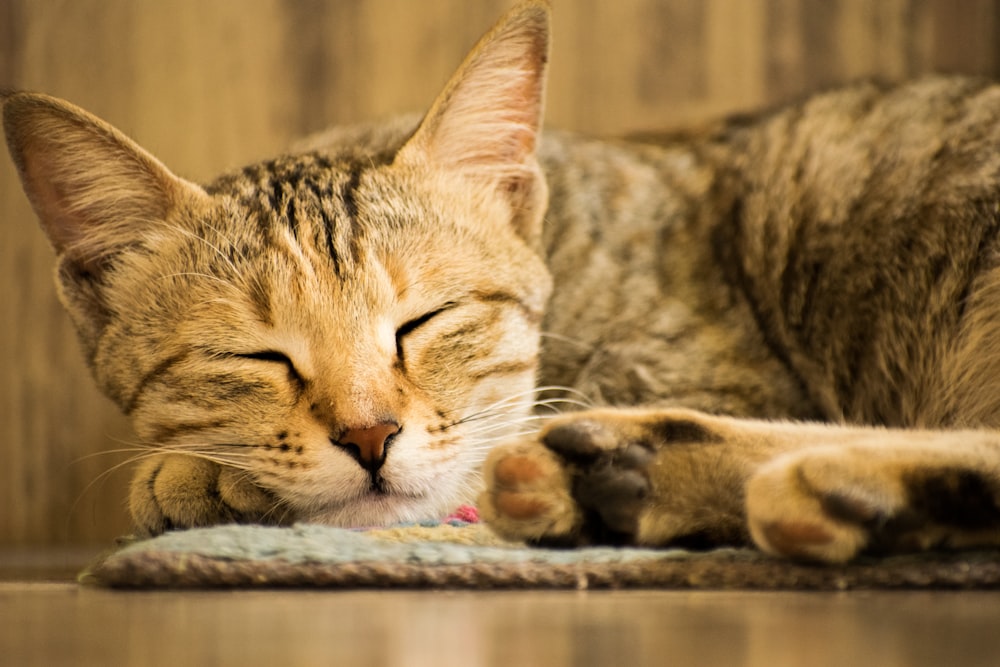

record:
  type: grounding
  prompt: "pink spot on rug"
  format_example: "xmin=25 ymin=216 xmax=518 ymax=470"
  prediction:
xmin=444 ymin=505 xmax=479 ymax=524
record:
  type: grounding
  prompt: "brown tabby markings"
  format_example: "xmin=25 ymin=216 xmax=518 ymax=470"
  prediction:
xmin=3 ymin=9 xmax=553 ymax=531
xmin=9 ymin=0 xmax=1000 ymax=562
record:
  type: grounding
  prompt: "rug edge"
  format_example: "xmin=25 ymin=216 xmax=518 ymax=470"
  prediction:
xmin=83 ymin=549 xmax=1000 ymax=591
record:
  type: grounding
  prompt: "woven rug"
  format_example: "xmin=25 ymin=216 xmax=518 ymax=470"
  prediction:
xmin=82 ymin=509 xmax=1000 ymax=590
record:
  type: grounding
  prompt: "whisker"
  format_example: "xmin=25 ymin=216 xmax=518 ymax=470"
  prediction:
xmin=67 ymin=450 xmax=165 ymax=530
xmin=458 ymin=387 xmax=549 ymax=421
xmin=452 ymin=397 xmax=587 ymax=433
xmin=434 ymin=386 xmax=591 ymax=432
xmin=167 ymin=224 xmax=245 ymax=282
xmin=68 ymin=435 xmax=269 ymax=530
xmin=458 ymin=415 xmax=548 ymax=438
xmin=158 ymin=441 xmax=261 ymax=451
xmin=259 ymin=497 xmax=296 ymax=526
xmin=533 ymin=399 xmax=590 ymax=413
xmin=532 ymin=385 xmax=594 ymax=402
xmin=155 ymin=450 xmax=256 ymax=470
xmin=104 ymin=441 xmax=260 ymax=471
xmin=195 ymin=218 xmax=254 ymax=264
xmin=539 ymin=331 xmax=593 ymax=351
xmin=159 ymin=271 xmax=241 ymax=292
xmin=70 ymin=446 xmax=158 ymax=465
xmin=457 ymin=388 xmax=587 ymax=424
xmin=153 ymin=219 xmax=272 ymax=305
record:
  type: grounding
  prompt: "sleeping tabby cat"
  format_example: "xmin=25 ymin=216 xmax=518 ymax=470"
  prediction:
xmin=7 ymin=0 xmax=1000 ymax=562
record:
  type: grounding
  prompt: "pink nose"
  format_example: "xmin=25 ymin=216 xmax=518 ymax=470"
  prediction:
xmin=335 ymin=422 xmax=400 ymax=468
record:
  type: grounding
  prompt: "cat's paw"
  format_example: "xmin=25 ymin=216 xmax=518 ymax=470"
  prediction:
xmin=129 ymin=454 xmax=286 ymax=536
xmin=746 ymin=447 xmax=1000 ymax=562
xmin=746 ymin=448 xmax=878 ymax=562
xmin=480 ymin=411 xmax=654 ymax=546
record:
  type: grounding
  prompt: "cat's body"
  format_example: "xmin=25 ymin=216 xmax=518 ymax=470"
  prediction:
xmin=538 ymin=127 xmax=815 ymax=421
xmin=539 ymin=74 xmax=1000 ymax=429
xmin=8 ymin=0 xmax=1000 ymax=562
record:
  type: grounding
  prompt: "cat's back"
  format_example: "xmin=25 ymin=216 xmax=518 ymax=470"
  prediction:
xmin=530 ymin=75 xmax=1000 ymax=424
xmin=699 ymin=75 xmax=1000 ymax=425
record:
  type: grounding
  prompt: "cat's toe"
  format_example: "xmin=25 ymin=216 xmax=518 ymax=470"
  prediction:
xmin=128 ymin=457 xmax=173 ymax=537
xmin=746 ymin=448 xmax=895 ymax=562
xmin=540 ymin=418 xmax=654 ymax=542
xmin=129 ymin=454 xmax=277 ymax=536
xmin=542 ymin=417 xmax=626 ymax=461
xmin=216 ymin=465 xmax=285 ymax=522
xmin=572 ymin=452 xmax=651 ymax=540
xmin=479 ymin=440 xmax=584 ymax=543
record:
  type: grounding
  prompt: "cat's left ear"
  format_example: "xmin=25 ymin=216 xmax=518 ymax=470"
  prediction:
xmin=395 ymin=0 xmax=550 ymax=245
xmin=3 ymin=91 xmax=210 ymax=346
xmin=3 ymin=91 xmax=207 ymax=269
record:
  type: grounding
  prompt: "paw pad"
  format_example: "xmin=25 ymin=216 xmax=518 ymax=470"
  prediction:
xmin=758 ymin=520 xmax=835 ymax=559
xmin=494 ymin=492 xmax=552 ymax=520
xmin=543 ymin=418 xmax=622 ymax=460
xmin=493 ymin=454 xmax=550 ymax=486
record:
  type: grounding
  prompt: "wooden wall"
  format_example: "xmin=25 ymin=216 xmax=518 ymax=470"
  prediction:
xmin=2 ymin=0 xmax=999 ymax=546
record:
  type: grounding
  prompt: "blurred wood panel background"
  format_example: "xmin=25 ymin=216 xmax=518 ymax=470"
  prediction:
xmin=2 ymin=0 xmax=999 ymax=547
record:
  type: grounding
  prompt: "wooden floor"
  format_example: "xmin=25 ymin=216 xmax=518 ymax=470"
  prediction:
xmin=4 ymin=549 xmax=1000 ymax=666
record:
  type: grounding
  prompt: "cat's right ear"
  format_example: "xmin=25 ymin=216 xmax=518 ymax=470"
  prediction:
xmin=395 ymin=0 xmax=551 ymax=246
xmin=2 ymin=91 xmax=207 ymax=273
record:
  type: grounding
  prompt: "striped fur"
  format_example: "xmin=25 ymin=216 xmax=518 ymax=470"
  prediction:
xmin=9 ymin=1 xmax=1000 ymax=559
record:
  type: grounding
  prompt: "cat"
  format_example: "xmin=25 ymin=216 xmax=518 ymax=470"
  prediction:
xmin=7 ymin=0 xmax=1000 ymax=563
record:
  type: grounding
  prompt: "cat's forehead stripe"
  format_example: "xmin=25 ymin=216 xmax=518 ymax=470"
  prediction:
xmin=208 ymin=153 xmax=381 ymax=280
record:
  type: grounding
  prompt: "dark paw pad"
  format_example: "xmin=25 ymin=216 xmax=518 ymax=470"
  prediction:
xmin=574 ymin=452 xmax=651 ymax=534
xmin=544 ymin=418 xmax=654 ymax=543
xmin=543 ymin=419 xmax=625 ymax=462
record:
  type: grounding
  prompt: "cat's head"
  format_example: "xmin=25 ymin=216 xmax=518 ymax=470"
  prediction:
xmin=2 ymin=1 xmax=552 ymax=525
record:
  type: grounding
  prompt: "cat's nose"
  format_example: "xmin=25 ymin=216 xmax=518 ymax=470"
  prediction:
xmin=333 ymin=421 xmax=400 ymax=471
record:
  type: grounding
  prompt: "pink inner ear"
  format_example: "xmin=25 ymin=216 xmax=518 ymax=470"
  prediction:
xmin=500 ymin=82 xmax=543 ymax=160
xmin=21 ymin=153 xmax=86 ymax=253
xmin=397 ymin=5 xmax=549 ymax=179
xmin=4 ymin=91 xmax=210 ymax=264
xmin=5 ymin=94 xmax=207 ymax=265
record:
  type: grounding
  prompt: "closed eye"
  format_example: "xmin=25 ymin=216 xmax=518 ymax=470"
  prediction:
xmin=396 ymin=302 xmax=458 ymax=361
xmin=234 ymin=350 xmax=305 ymax=385
xmin=239 ymin=350 xmax=291 ymax=364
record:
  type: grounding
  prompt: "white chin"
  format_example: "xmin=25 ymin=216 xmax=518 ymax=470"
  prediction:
xmin=297 ymin=492 xmax=450 ymax=528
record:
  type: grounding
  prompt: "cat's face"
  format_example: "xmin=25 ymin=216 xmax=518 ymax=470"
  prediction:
xmin=3 ymin=1 xmax=552 ymax=525
xmin=115 ymin=149 xmax=549 ymax=524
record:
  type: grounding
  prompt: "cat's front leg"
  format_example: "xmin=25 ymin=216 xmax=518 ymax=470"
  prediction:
xmin=128 ymin=453 xmax=288 ymax=536
xmin=747 ymin=440 xmax=1000 ymax=562
xmin=480 ymin=408 xmax=770 ymax=548
xmin=482 ymin=411 xmax=1000 ymax=562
